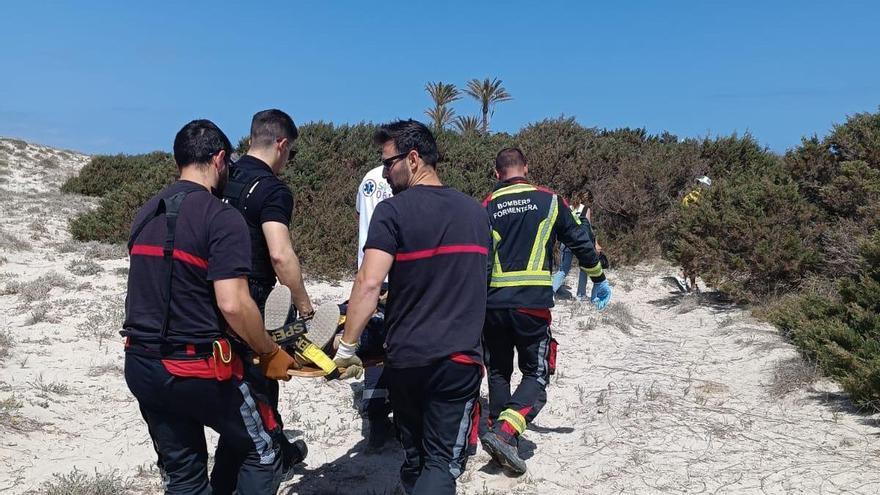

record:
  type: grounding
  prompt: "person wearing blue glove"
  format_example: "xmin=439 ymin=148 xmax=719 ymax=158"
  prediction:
xmin=481 ymin=148 xmax=612 ymax=476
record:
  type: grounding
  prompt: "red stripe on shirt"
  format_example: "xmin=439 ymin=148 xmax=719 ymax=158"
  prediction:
xmin=395 ymin=244 xmax=488 ymax=262
xmin=130 ymin=244 xmax=209 ymax=270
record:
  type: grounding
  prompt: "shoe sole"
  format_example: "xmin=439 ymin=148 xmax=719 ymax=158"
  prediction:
xmin=480 ymin=435 xmax=527 ymax=475
xmin=264 ymin=286 xmax=339 ymax=351
xmin=264 ymin=285 xmax=293 ymax=329
xmin=307 ymin=304 xmax=341 ymax=351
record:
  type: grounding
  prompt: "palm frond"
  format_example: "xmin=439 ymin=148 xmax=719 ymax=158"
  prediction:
xmin=425 ymin=81 xmax=461 ymax=107
xmin=425 ymin=105 xmax=456 ymax=130
xmin=453 ymin=115 xmax=481 ymax=135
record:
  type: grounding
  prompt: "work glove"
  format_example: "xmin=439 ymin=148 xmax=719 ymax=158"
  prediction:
xmin=260 ymin=345 xmax=297 ymax=381
xmin=591 ymin=279 xmax=612 ymax=311
xmin=333 ymin=339 xmax=364 ymax=380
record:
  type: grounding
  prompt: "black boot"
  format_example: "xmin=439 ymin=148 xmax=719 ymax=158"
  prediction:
xmin=480 ymin=430 xmax=526 ymax=475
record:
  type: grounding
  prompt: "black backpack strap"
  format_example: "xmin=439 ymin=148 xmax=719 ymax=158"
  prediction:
xmin=158 ymin=191 xmax=189 ymax=340
xmin=220 ymin=164 xmax=274 ymax=213
xmin=128 ymin=201 xmax=166 ymax=253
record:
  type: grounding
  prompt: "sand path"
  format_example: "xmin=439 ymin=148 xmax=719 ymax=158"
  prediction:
xmin=1 ymin=138 xmax=878 ymax=494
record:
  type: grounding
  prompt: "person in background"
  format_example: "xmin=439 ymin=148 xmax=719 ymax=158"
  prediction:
xmin=676 ymin=175 xmax=711 ymax=293
xmin=354 ymin=164 xmax=394 ymax=448
xmin=551 ymin=190 xmax=602 ymax=301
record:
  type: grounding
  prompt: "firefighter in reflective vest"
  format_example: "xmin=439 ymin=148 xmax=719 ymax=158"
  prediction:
xmin=479 ymin=147 xmax=612 ymax=475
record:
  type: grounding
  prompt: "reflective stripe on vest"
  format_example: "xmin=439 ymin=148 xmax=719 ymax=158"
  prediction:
xmin=489 ymin=193 xmax=558 ymax=288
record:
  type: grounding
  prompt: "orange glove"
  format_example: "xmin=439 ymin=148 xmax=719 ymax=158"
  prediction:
xmin=259 ymin=345 xmax=297 ymax=381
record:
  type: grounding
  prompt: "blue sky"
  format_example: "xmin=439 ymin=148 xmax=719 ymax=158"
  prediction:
xmin=0 ymin=1 xmax=878 ymax=154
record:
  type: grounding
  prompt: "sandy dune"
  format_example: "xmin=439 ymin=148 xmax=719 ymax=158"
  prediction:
xmin=1 ymin=137 xmax=878 ymax=494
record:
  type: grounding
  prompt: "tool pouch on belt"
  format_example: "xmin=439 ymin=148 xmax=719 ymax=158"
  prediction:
xmin=160 ymin=338 xmax=242 ymax=381
xmin=268 ymin=320 xmax=340 ymax=380
xmin=212 ymin=339 xmax=235 ymax=381
xmin=548 ymin=338 xmax=558 ymax=376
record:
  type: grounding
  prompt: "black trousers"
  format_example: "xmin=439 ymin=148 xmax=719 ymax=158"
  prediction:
xmin=125 ymin=353 xmax=281 ymax=495
xmin=388 ymin=359 xmax=482 ymax=495
xmin=483 ymin=308 xmax=553 ymax=439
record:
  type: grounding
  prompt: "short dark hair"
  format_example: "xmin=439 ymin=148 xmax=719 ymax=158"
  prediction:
xmin=250 ymin=109 xmax=298 ymax=148
xmin=173 ymin=119 xmax=232 ymax=168
xmin=373 ymin=119 xmax=439 ymax=168
xmin=495 ymin=147 xmax=527 ymax=171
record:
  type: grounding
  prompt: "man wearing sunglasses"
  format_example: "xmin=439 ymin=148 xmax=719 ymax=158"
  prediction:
xmin=219 ymin=109 xmax=313 ymax=481
xmin=334 ymin=119 xmax=490 ymax=494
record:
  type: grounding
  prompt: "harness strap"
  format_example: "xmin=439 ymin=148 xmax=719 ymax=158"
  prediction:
xmin=127 ymin=190 xmax=193 ymax=342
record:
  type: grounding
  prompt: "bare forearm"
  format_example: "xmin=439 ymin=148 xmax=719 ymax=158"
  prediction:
xmin=272 ymin=248 xmax=312 ymax=312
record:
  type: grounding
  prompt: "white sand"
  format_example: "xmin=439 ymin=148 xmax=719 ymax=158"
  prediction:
xmin=1 ymin=137 xmax=879 ymax=494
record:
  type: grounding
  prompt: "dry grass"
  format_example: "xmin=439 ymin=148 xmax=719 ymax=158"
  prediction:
xmin=40 ymin=468 xmax=133 ymax=495
xmin=768 ymin=356 xmax=821 ymax=398
xmin=25 ymin=304 xmax=59 ymax=325
xmin=12 ymin=271 xmax=75 ymax=304
xmin=0 ymin=394 xmax=44 ymax=432
xmin=600 ymin=302 xmax=641 ymax=336
xmin=67 ymin=258 xmax=104 ymax=277
xmin=0 ymin=229 xmax=32 ymax=251
xmin=0 ymin=329 xmax=12 ymax=362
xmin=6 ymin=138 xmax=27 ymax=150
xmin=87 ymin=363 xmax=124 ymax=377
xmin=77 ymin=296 xmax=124 ymax=345
xmin=30 ymin=219 xmax=50 ymax=240
xmin=28 ymin=375 xmax=72 ymax=396
xmin=39 ymin=156 xmax=60 ymax=170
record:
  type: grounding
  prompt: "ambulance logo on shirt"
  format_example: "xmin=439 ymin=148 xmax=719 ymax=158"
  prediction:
xmin=363 ymin=179 xmax=376 ymax=197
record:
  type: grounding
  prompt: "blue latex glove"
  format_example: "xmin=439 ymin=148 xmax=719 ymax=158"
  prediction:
xmin=590 ymin=280 xmax=612 ymax=310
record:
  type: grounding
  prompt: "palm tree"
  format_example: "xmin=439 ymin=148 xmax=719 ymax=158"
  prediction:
xmin=425 ymin=105 xmax=456 ymax=131
xmin=424 ymin=82 xmax=460 ymax=130
xmin=464 ymin=77 xmax=512 ymax=134
xmin=453 ymin=115 xmax=481 ymax=136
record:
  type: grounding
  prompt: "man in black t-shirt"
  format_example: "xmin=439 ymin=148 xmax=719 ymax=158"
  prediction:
xmin=123 ymin=120 xmax=298 ymax=494
xmin=334 ymin=120 xmax=490 ymax=495
xmin=221 ymin=109 xmax=314 ymax=477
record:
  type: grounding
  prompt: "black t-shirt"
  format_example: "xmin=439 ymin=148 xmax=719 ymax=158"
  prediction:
xmin=364 ymin=185 xmax=491 ymax=368
xmin=123 ymin=180 xmax=251 ymax=346
xmin=234 ymin=155 xmax=294 ymax=227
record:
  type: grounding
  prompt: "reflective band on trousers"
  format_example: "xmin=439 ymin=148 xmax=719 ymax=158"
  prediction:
xmin=498 ymin=408 xmax=527 ymax=435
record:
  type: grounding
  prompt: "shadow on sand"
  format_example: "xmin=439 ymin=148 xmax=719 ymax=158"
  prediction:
xmin=283 ymin=438 xmax=403 ymax=495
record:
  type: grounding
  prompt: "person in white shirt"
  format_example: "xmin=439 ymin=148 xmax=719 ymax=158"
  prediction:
xmin=354 ymin=165 xmax=394 ymax=448
xmin=356 ymin=165 xmax=394 ymax=269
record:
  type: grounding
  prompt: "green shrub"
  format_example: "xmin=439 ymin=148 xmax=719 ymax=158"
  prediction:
xmin=69 ymin=162 xmax=177 ymax=243
xmin=664 ymin=145 xmax=822 ymax=301
xmin=768 ymin=231 xmax=880 ymax=410
xmin=783 ymin=110 xmax=880 ymax=279
xmin=61 ymin=151 xmax=175 ymax=197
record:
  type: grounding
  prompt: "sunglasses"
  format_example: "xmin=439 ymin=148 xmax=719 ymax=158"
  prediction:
xmin=381 ymin=151 xmax=409 ymax=169
xmin=209 ymin=149 xmax=233 ymax=167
